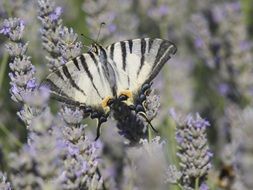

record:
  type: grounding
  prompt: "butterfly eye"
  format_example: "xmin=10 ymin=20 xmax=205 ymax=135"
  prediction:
xmin=107 ymin=98 xmax=114 ymax=106
xmin=119 ymin=94 xmax=128 ymax=101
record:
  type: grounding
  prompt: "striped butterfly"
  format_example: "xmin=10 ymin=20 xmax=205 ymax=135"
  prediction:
xmin=44 ymin=38 xmax=177 ymax=139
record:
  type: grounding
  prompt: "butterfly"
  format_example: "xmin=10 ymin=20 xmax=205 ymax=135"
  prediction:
xmin=43 ymin=38 xmax=177 ymax=139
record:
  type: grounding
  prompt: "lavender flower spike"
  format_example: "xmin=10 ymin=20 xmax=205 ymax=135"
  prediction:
xmin=0 ymin=172 xmax=12 ymax=190
xmin=37 ymin=0 xmax=83 ymax=128
xmin=38 ymin=0 xmax=82 ymax=70
xmin=0 ymin=18 xmax=25 ymax=41
xmin=0 ymin=18 xmax=43 ymax=126
xmin=172 ymin=111 xmax=212 ymax=189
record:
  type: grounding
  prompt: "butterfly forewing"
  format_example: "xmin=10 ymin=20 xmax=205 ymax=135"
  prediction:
xmin=43 ymin=52 xmax=113 ymax=108
xmin=107 ymin=38 xmax=177 ymax=95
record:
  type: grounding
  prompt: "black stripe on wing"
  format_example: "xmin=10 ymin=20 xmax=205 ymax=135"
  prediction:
xmin=87 ymin=52 xmax=105 ymax=82
xmin=42 ymin=78 xmax=81 ymax=106
xmin=148 ymin=38 xmax=154 ymax=52
xmin=62 ymin=64 xmax=86 ymax=96
xmin=79 ymin=54 xmax=103 ymax=99
xmin=137 ymin=38 xmax=147 ymax=76
xmin=109 ymin=43 xmax=115 ymax=60
xmin=55 ymin=70 xmax=64 ymax=80
xmin=120 ymin=41 xmax=127 ymax=71
xmin=127 ymin=39 xmax=133 ymax=53
xmin=72 ymin=57 xmax=81 ymax=71
xmin=147 ymin=40 xmax=177 ymax=83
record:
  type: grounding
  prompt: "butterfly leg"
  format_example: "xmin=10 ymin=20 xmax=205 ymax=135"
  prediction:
xmin=95 ymin=116 xmax=107 ymax=141
xmin=80 ymin=105 xmax=108 ymax=140
xmin=90 ymin=111 xmax=108 ymax=140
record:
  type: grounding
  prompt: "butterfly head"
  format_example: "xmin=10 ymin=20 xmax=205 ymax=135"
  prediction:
xmin=101 ymin=90 xmax=134 ymax=116
xmin=90 ymin=43 xmax=104 ymax=54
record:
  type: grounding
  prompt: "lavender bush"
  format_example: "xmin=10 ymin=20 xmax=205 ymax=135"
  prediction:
xmin=1 ymin=0 xmax=253 ymax=189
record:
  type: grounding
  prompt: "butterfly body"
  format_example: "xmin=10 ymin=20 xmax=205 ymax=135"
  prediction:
xmin=43 ymin=38 xmax=176 ymax=138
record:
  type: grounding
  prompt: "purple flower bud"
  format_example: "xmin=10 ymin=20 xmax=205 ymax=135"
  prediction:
xmin=192 ymin=114 xmax=210 ymax=129
xmin=218 ymin=83 xmax=230 ymax=96
xmin=173 ymin=111 xmax=212 ymax=187
xmin=0 ymin=25 xmax=11 ymax=35
xmin=27 ymin=79 xmax=37 ymax=89
xmin=11 ymin=84 xmax=19 ymax=95
xmin=67 ymin=144 xmax=79 ymax=156
xmin=49 ymin=7 xmax=63 ymax=21
xmin=158 ymin=5 xmax=169 ymax=16
xmin=176 ymin=133 xmax=184 ymax=144
xmin=200 ymin=183 xmax=209 ymax=190
xmin=194 ymin=37 xmax=204 ymax=48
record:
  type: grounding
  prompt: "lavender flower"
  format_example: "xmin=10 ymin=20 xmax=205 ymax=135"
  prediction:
xmin=60 ymin=106 xmax=84 ymax=126
xmin=225 ymin=106 xmax=253 ymax=189
xmin=172 ymin=111 xmax=212 ymax=189
xmin=8 ymin=89 xmax=103 ymax=190
xmin=0 ymin=17 xmax=46 ymax=128
xmin=200 ymin=183 xmax=209 ymax=190
xmin=1 ymin=8 xmax=104 ymax=190
xmin=190 ymin=2 xmax=253 ymax=101
xmin=61 ymin=125 xmax=104 ymax=189
xmin=38 ymin=0 xmax=82 ymax=70
xmin=38 ymin=2 xmax=105 ymax=189
xmin=37 ymin=0 xmax=84 ymax=126
xmin=125 ymin=137 xmax=168 ymax=190
xmin=164 ymin=165 xmax=182 ymax=184
xmin=9 ymin=119 xmax=65 ymax=190
xmin=0 ymin=172 xmax=11 ymax=190
xmin=144 ymin=90 xmax=160 ymax=121
xmin=0 ymin=18 xmax=25 ymax=41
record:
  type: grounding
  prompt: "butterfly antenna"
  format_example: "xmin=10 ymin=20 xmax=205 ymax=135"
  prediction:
xmin=81 ymin=33 xmax=96 ymax=43
xmin=95 ymin=22 xmax=105 ymax=43
xmin=138 ymin=112 xmax=158 ymax=133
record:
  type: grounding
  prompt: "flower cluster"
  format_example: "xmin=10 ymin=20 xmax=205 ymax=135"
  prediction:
xmin=1 ymin=4 xmax=104 ymax=189
xmin=223 ymin=106 xmax=253 ymax=189
xmin=172 ymin=111 xmax=212 ymax=189
xmin=61 ymin=124 xmax=103 ymax=189
xmin=37 ymin=0 xmax=84 ymax=129
xmin=124 ymin=137 xmax=169 ymax=189
xmin=0 ymin=172 xmax=11 ymax=190
xmin=1 ymin=18 xmax=31 ymax=100
xmin=4 ymin=0 xmax=252 ymax=189
xmin=38 ymin=0 xmax=82 ymax=70
xmin=190 ymin=2 xmax=253 ymax=101
xmin=0 ymin=18 xmax=47 ymax=128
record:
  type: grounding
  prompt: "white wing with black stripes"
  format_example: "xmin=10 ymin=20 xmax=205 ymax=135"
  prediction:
xmin=43 ymin=38 xmax=176 ymax=114
xmin=43 ymin=52 xmax=113 ymax=108
xmin=107 ymin=38 xmax=177 ymax=95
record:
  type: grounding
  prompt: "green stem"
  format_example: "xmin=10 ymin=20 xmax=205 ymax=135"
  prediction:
xmin=195 ymin=177 xmax=200 ymax=190
xmin=148 ymin=125 xmax=152 ymax=142
xmin=0 ymin=53 xmax=8 ymax=91
xmin=177 ymin=183 xmax=184 ymax=190
xmin=0 ymin=124 xmax=23 ymax=148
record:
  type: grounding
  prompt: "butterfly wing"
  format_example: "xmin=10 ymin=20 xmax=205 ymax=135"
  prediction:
xmin=42 ymin=52 xmax=114 ymax=111
xmin=106 ymin=38 xmax=177 ymax=95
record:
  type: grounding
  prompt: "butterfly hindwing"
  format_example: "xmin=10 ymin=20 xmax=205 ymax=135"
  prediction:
xmin=107 ymin=38 xmax=177 ymax=95
xmin=43 ymin=52 xmax=113 ymax=109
